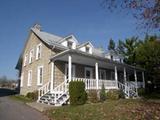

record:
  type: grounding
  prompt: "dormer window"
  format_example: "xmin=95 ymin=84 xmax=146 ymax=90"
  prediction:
xmin=67 ymin=41 xmax=73 ymax=49
xmin=111 ymin=55 xmax=113 ymax=60
xmin=85 ymin=46 xmax=90 ymax=53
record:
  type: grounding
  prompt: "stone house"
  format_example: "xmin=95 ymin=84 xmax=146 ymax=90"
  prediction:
xmin=16 ymin=24 xmax=145 ymax=106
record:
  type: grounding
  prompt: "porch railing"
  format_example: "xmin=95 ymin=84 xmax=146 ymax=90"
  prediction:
xmin=72 ymin=77 xmax=117 ymax=90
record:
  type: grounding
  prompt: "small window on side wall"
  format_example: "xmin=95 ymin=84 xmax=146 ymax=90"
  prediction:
xmin=67 ymin=41 xmax=73 ymax=49
xmin=37 ymin=66 xmax=43 ymax=85
xmin=29 ymin=49 xmax=34 ymax=63
xmin=36 ymin=44 xmax=42 ymax=60
xmin=23 ymin=54 xmax=28 ymax=66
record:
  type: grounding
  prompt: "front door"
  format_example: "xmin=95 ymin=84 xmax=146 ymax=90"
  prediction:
xmin=85 ymin=67 xmax=93 ymax=79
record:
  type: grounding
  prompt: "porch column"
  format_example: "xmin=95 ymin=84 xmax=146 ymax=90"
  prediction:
xmin=142 ymin=71 xmax=145 ymax=88
xmin=134 ymin=69 xmax=138 ymax=95
xmin=115 ymin=66 xmax=118 ymax=88
xmin=95 ymin=62 xmax=99 ymax=89
xmin=68 ymin=55 xmax=72 ymax=82
xmin=51 ymin=61 xmax=54 ymax=92
xmin=124 ymin=67 xmax=127 ymax=84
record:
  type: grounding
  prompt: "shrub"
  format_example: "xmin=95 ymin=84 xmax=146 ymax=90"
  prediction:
xmin=26 ymin=90 xmax=38 ymax=101
xmin=100 ymin=83 xmax=106 ymax=102
xmin=87 ymin=90 xmax=99 ymax=103
xmin=138 ymin=88 xmax=145 ymax=96
xmin=106 ymin=89 xmax=124 ymax=100
xmin=69 ymin=81 xmax=87 ymax=105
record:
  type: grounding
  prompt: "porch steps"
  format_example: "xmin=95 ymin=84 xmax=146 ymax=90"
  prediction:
xmin=118 ymin=81 xmax=138 ymax=98
xmin=37 ymin=81 xmax=69 ymax=106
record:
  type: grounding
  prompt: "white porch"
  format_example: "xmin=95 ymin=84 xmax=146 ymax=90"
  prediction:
xmin=50 ymin=50 xmax=145 ymax=92
xmin=37 ymin=50 xmax=145 ymax=106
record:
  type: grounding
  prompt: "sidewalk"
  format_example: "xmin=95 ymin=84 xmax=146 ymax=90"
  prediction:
xmin=27 ymin=102 xmax=55 ymax=112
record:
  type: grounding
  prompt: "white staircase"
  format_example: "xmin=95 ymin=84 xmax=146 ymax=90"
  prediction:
xmin=37 ymin=81 xmax=69 ymax=106
xmin=118 ymin=81 xmax=138 ymax=98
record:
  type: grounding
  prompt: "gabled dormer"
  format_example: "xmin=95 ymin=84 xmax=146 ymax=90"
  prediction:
xmin=59 ymin=35 xmax=78 ymax=49
xmin=105 ymin=50 xmax=124 ymax=63
xmin=77 ymin=42 xmax=93 ymax=54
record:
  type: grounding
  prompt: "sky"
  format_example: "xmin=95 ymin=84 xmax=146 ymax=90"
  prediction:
xmin=0 ymin=0 xmax=158 ymax=80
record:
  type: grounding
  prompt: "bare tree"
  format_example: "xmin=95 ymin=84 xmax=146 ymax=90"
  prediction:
xmin=101 ymin=0 xmax=160 ymax=31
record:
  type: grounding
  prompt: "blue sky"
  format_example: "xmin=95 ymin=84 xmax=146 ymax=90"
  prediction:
xmin=0 ymin=0 xmax=158 ymax=79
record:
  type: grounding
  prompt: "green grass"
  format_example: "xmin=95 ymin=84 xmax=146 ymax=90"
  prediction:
xmin=47 ymin=99 xmax=160 ymax=120
xmin=10 ymin=95 xmax=33 ymax=103
xmin=143 ymin=92 xmax=160 ymax=99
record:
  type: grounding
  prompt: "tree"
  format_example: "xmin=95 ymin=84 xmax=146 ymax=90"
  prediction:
xmin=108 ymin=38 xmax=115 ymax=51
xmin=116 ymin=40 xmax=125 ymax=55
xmin=116 ymin=37 xmax=140 ymax=65
xmin=101 ymin=0 xmax=160 ymax=31
xmin=135 ymin=35 xmax=160 ymax=85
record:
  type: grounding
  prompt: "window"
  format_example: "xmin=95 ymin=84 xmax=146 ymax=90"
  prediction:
xmin=28 ymin=70 xmax=32 ymax=86
xmin=23 ymin=54 xmax=28 ymax=66
xmin=20 ymin=72 xmax=23 ymax=87
xmin=85 ymin=46 xmax=90 ymax=53
xmin=111 ymin=72 xmax=115 ymax=80
xmin=65 ymin=64 xmax=76 ymax=79
xmin=67 ymin=41 xmax=73 ymax=49
xmin=29 ymin=49 xmax=34 ymax=63
xmin=110 ymin=55 xmax=113 ymax=60
xmin=36 ymin=44 xmax=42 ymax=60
xmin=99 ymin=69 xmax=106 ymax=80
xmin=37 ymin=66 xmax=43 ymax=85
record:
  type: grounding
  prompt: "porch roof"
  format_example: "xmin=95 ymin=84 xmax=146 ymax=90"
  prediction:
xmin=50 ymin=49 xmax=145 ymax=72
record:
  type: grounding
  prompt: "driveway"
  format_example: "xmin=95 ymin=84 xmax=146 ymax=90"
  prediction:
xmin=0 ymin=88 xmax=50 ymax=120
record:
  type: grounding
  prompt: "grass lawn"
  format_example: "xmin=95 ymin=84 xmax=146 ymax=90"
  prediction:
xmin=10 ymin=95 xmax=33 ymax=103
xmin=47 ymin=99 xmax=160 ymax=120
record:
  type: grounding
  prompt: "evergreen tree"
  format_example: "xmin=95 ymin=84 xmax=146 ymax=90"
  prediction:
xmin=108 ymin=38 xmax=115 ymax=51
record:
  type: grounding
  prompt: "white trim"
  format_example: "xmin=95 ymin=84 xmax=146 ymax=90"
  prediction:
xmin=84 ymin=67 xmax=93 ymax=79
xmin=95 ymin=63 xmax=99 ymax=89
xmin=29 ymin=49 xmax=34 ymax=63
xmin=37 ymin=66 xmax=43 ymax=86
xmin=99 ymin=69 xmax=106 ymax=80
xmin=20 ymin=72 xmax=23 ymax=87
xmin=27 ymin=70 xmax=32 ymax=86
xmin=114 ymin=66 xmax=118 ymax=88
xmin=36 ymin=43 xmax=42 ymax=60
xmin=68 ymin=55 xmax=72 ymax=81
xmin=51 ymin=62 xmax=54 ymax=91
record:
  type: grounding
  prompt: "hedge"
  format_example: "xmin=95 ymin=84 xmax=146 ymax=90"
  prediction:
xmin=106 ymin=89 xmax=124 ymax=100
xmin=69 ymin=81 xmax=87 ymax=105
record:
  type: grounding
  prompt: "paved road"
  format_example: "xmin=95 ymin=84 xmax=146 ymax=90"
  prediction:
xmin=0 ymin=88 xmax=50 ymax=120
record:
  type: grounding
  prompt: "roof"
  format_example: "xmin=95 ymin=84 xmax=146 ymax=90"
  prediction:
xmin=59 ymin=34 xmax=79 ymax=44
xmin=31 ymin=28 xmax=68 ymax=50
xmin=51 ymin=49 xmax=145 ymax=71
xmin=76 ymin=41 xmax=93 ymax=48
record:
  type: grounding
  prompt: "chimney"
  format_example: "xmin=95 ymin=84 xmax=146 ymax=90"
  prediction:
xmin=33 ymin=23 xmax=41 ymax=31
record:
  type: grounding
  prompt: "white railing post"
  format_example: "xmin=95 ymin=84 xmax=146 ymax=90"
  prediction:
xmin=95 ymin=62 xmax=99 ymax=90
xmin=68 ymin=55 xmax=72 ymax=82
xmin=124 ymin=67 xmax=127 ymax=92
xmin=51 ymin=61 xmax=54 ymax=92
xmin=134 ymin=69 xmax=138 ymax=96
xmin=142 ymin=71 xmax=145 ymax=88
xmin=115 ymin=66 xmax=118 ymax=88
